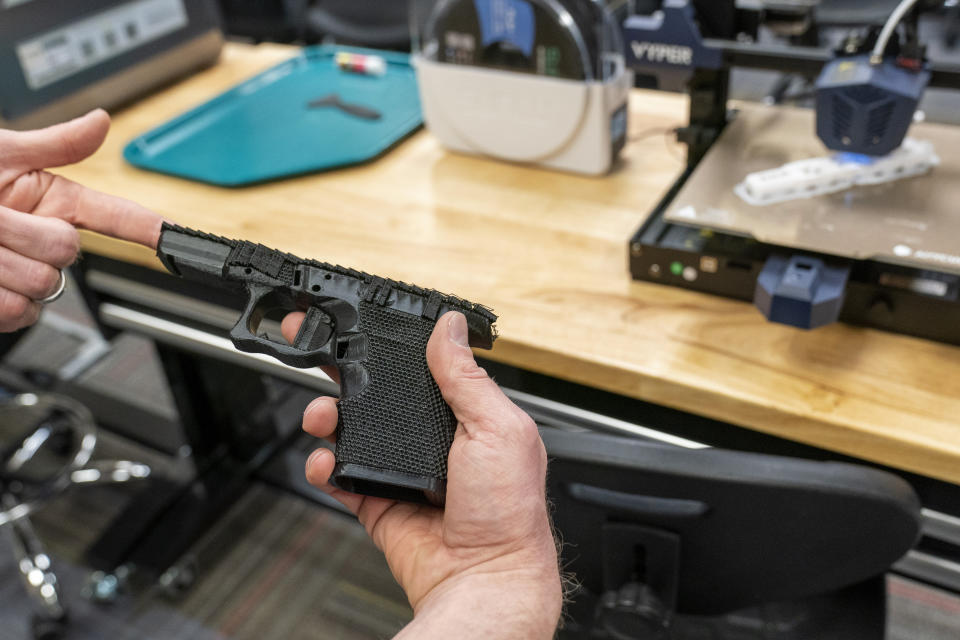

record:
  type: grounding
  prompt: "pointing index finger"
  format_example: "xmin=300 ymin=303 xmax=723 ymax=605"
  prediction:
xmin=73 ymin=181 xmax=164 ymax=249
xmin=31 ymin=176 xmax=164 ymax=249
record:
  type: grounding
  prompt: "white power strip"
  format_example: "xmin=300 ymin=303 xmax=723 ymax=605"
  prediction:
xmin=734 ymin=138 xmax=940 ymax=206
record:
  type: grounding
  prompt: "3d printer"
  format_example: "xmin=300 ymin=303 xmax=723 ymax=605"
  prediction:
xmin=624 ymin=0 xmax=960 ymax=344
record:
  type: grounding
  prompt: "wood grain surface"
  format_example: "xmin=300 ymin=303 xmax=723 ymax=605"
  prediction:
xmin=62 ymin=44 xmax=960 ymax=484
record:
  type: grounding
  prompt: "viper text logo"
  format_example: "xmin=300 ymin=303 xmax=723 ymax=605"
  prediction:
xmin=630 ymin=41 xmax=693 ymax=66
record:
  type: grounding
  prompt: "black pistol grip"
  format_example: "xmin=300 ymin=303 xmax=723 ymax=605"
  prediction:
xmin=331 ymin=302 xmax=455 ymax=506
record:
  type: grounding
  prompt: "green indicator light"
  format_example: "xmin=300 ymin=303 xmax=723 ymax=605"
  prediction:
xmin=670 ymin=261 xmax=683 ymax=276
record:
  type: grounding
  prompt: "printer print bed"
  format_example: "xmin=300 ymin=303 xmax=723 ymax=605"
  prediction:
xmin=663 ymin=104 xmax=960 ymax=274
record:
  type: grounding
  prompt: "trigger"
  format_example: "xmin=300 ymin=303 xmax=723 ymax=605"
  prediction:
xmin=293 ymin=307 xmax=333 ymax=351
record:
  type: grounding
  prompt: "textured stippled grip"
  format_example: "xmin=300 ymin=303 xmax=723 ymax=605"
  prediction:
xmin=331 ymin=302 xmax=456 ymax=504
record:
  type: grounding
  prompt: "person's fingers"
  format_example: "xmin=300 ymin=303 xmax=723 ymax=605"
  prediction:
xmin=305 ymin=447 xmax=337 ymax=486
xmin=4 ymin=110 xmax=110 ymax=171
xmin=303 ymin=440 xmax=415 ymax=549
xmin=0 ymin=205 xmax=78 ymax=268
xmin=69 ymin=183 xmax=163 ymax=248
xmin=0 ymin=246 xmax=64 ymax=300
xmin=356 ymin=499 xmax=424 ymax=553
xmin=310 ymin=467 xmax=416 ymax=552
xmin=430 ymin=313 xmax=550 ymax=548
xmin=0 ymin=110 xmax=162 ymax=249
xmin=29 ymin=178 xmax=163 ymax=249
xmin=0 ymin=288 xmax=41 ymax=332
xmin=303 ymin=396 xmax=338 ymax=440
xmin=426 ymin=311 xmax=534 ymax=440
xmin=304 ymin=447 xmax=366 ymax=514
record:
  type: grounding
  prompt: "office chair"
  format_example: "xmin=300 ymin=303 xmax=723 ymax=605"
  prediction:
xmin=543 ymin=428 xmax=921 ymax=639
xmin=0 ymin=393 xmax=150 ymax=640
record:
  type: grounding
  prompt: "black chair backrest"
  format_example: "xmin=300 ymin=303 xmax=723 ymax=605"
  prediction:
xmin=543 ymin=428 xmax=921 ymax=616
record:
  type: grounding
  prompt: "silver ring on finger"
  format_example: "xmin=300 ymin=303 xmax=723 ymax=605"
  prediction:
xmin=36 ymin=269 xmax=66 ymax=305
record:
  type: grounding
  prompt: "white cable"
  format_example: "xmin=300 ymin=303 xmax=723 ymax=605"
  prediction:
xmin=871 ymin=0 xmax=922 ymax=64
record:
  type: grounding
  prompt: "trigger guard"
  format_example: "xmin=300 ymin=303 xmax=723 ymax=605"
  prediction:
xmin=229 ymin=285 xmax=336 ymax=369
xmin=232 ymin=284 xmax=268 ymax=339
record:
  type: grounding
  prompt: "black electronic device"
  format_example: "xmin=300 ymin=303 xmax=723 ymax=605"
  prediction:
xmin=624 ymin=0 xmax=960 ymax=343
xmin=543 ymin=428 xmax=921 ymax=639
xmin=0 ymin=0 xmax=223 ymax=130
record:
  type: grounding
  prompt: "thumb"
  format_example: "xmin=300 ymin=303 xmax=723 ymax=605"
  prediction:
xmin=427 ymin=311 xmax=531 ymax=439
xmin=8 ymin=109 xmax=110 ymax=171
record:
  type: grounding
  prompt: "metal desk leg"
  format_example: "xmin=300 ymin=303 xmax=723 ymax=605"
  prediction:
xmin=85 ymin=346 xmax=282 ymax=585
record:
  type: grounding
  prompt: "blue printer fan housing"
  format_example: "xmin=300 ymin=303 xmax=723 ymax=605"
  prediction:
xmin=815 ymin=55 xmax=930 ymax=156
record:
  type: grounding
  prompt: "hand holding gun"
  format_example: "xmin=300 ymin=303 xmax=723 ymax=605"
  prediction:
xmin=156 ymin=223 xmax=496 ymax=505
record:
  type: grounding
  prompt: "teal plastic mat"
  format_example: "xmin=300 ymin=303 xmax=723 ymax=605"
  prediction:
xmin=124 ymin=46 xmax=422 ymax=187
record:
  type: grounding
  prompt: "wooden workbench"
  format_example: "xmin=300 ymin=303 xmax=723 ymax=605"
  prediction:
xmin=65 ymin=43 xmax=960 ymax=485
